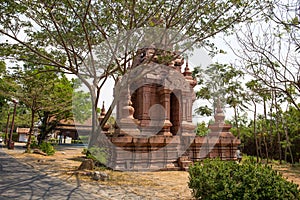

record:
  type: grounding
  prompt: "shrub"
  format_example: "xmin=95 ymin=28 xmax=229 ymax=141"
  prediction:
xmin=188 ymin=159 xmax=300 ymax=200
xmin=12 ymin=133 xmax=18 ymax=141
xmin=39 ymin=141 xmax=56 ymax=156
xmin=0 ymin=133 xmax=18 ymax=141
xmin=78 ymin=136 xmax=89 ymax=144
xmin=86 ymin=147 xmax=108 ymax=168
xmin=30 ymin=140 xmax=39 ymax=149
xmin=72 ymin=139 xmax=82 ymax=144
xmin=82 ymin=148 xmax=88 ymax=155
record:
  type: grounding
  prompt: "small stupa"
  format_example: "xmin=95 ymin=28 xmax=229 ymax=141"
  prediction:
xmin=208 ymin=99 xmax=235 ymax=139
xmin=98 ymin=101 xmax=111 ymax=135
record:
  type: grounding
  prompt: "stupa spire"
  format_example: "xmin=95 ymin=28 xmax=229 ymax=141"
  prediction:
xmin=183 ymin=59 xmax=197 ymax=87
xmin=214 ymin=98 xmax=225 ymax=123
xmin=101 ymin=101 xmax=106 ymax=116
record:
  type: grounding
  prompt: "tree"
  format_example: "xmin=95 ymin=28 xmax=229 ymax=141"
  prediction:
xmin=0 ymin=61 xmax=7 ymax=108
xmin=194 ymin=63 xmax=246 ymax=139
xmin=3 ymin=65 xmax=87 ymax=152
xmin=234 ymin=1 xmax=300 ymax=111
xmin=226 ymin=1 xmax=300 ymax=163
xmin=0 ymin=62 xmax=30 ymax=135
xmin=0 ymin=61 xmax=9 ymax=130
xmin=37 ymin=74 xmax=91 ymax=141
xmin=0 ymin=0 xmax=273 ymax=147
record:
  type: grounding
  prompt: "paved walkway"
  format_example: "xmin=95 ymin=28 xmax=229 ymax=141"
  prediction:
xmin=0 ymin=148 xmax=99 ymax=200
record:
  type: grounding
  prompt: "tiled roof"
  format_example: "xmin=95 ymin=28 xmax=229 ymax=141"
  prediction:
xmin=16 ymin=127 xmax=30 ymax=134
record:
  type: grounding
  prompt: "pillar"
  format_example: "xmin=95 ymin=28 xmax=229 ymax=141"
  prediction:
xmin=158 ymin=86 xmax=172 ymax=136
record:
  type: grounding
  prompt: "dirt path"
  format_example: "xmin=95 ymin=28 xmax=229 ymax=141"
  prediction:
xmin=273 ymin=165 xmax=300 ymax=189
xmin=0 ymin=149 xmax=100 ymax=199
xmin=2 ymin=143 xmax=193 ymax=199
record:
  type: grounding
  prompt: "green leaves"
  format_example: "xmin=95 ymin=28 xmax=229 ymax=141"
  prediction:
xmin=291 ymin=17 xmax=299 ymax=26
xmin=0 ymin=0 xmax=272 ymax=74
xmin=194 ymin=62 xmax=246 ymax=116
xmin=189 ymin=159 xmax=300 ymax=200
xmin=194 ymin=105 xmax=213 ymax=117
xmin=72 ymin=90 xmax=92 ymax=123
xmin=39 ymin=141 xmax=56 ymax=156
xmin=195 ymin=121 xmax=210 ymax=136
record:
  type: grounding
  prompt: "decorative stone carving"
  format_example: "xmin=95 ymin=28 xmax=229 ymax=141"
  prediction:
xmin=108 ymin=48 xmax=240 ymax=171
xmin=116 ymin=87 xmax=140 ymax=137
xmin=208 ymin=99 xmax=233 ymax=137
xmin=183 ymin=60 xmax=197 ymax=87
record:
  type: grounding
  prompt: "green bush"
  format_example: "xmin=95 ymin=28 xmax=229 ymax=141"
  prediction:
xmin=39 ymin=141 xmax=55 ymax=155
xmin=12 ymin=133 xmax=18 ymax=141
xmin=78 ymin=135 xmax=89 ymax=144
xmin=0 ymin=133 xmax=18 ymax=141
xmin=30 ymin=140 xmax=39 ymax=149
xmin=1 ymin=133 xmax=18 ymax=141
xmin=87 ymin=147 xmax=107 ymax=163
xmin=71 ymin=139 xmax=82 ymax=144
xmin=188 ymin=159 xmax=300 ymax=200
xmin=82 ymin=148 xmax=88 ymax=155
xmin=85 ymin=147 xmax=108 ymax=168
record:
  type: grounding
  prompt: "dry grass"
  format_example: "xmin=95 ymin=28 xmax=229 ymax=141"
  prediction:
xmin=5 ymin=144 xmax=299 ymax=199
xmin=3 ymin=144 xmax=193 ymax=199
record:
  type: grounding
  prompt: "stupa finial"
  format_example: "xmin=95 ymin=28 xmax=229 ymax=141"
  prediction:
xmin=101 ymin=101 xmax=106 ymax=116
xmin=214 ymin=98 xmax=225 ymax=123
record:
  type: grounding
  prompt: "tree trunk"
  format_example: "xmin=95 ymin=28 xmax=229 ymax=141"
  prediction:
xmin=263 ymin=134 xmax=269 ymax=163
xmin=4 ymin=111 xmax=10 ymax=145
xmin=281 ymin=114 xmax=294 ymax=164
xmin=284 ymin=144 xmax=288 ymax=162
xmin=274 ymin=91 xmax=282 ymax=164
xmin=26 ymin=109 xmax=35 ymax=153
xmin=40 ymin=111 xmax=50 ymax=141
xmin=263 ymin=99 xmax=269 ymax=163
xmin=258 ymin=135 xmax=263 ymax=160
xmin=233 ymin=105 xmax=240 ymax=139
xmin=269 ymin=93 xmax=274 ymax=160
xmin=252 ymin=99 xmax=260 ymax=163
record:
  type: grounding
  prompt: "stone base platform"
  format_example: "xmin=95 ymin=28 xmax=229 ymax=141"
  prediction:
xmin=106 ymin=134 xmax=240 ymax=171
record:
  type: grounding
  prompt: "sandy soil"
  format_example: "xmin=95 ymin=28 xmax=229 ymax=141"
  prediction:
xmin=3 ymin=143 xmax=300 ymax=199
xmin=272 ymin=165 xmax=300 ymax=189
xmin=2 ymin=143 xmax=193 ymax=199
